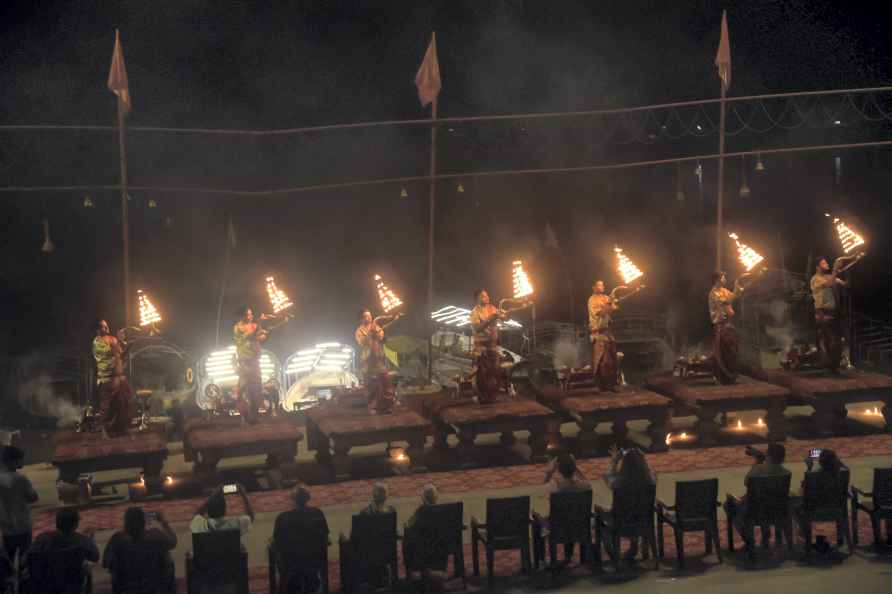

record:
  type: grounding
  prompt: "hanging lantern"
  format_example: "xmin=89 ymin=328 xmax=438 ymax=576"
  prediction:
xmin=400 ymin=187 xmax=408 ymax=199
xmin=457 ymin=182 xmax=465 ymax=193
xmin=675 ymin=162 xmax=685 ymax=202
xmin=739 ymin=155 xmax=751 ymax=198
xmin=40 ymin=218 xmax=54 ymax=254
xmin=83 ymin=196 xmax=94 ymax=208
xmin=148 ymin=199 xmax=157 ymax=209
xmin=754 ymin=152 xmax=765 ymax=172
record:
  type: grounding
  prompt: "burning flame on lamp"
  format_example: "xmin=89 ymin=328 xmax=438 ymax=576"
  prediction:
xmin=826 ymin=214 xmax=866 ymax=254
xmin=374 ymin=274 xmax=403 ymax=314
xmin=729 ymin=233 xmax=764 ymax=272
xmin=266 ymin=276 xmax=293 ymax=314
xmin=512 ymin=260 xmax=534 ymax=300
xmin=614 ymin=246 xmax=644 ymax=284
xmin=137 ymin=290 xmax=162 ymax=327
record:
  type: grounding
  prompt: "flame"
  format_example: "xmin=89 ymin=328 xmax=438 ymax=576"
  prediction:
xmin=736 ymin=419 xmax=743 ymax=429
xmin=265 ymin=276 xmax=293 ymax=314
xmin=614 ymin=246 xmax=644 ymax=284
xmin=165 ymin=475 xmax=174 ymax=485
xmin=137 ymin=290 xmax=162 ymax=327
xmin=729 ymin=233 xmax=764 ymax=272
xmin=832 ymin=217 xmax=866 ymax=254
xmin=756 ymin=418 xmax=764 ymax=427
xmin=512 ymin=260 xmax=534 ymax=300
xmin=374 ymin=274 xmax=403 ymax=313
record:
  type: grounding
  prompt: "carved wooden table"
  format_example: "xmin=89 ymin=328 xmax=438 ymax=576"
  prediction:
xmin=750 ymin=367 xmax=892 ymax=436
xmin=51 ymin=429 xmax=168 ymax=501
xmin=645 ymin=374 xmax=790 ymax=446
xmin=183 ymin=415 xmax=303 ymax=480
xmin=305 ymin=404 xmax=430 ymax=480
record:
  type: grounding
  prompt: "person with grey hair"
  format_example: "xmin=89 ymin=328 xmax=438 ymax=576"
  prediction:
xmin=361 ymin=482 xmax=396 ymax=516
xmin=405 ymin=484 xmax=438 ymax=532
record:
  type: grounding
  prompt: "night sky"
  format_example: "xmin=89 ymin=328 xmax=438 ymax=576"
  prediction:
xmin=2 ymin=1 xmax=892 ymax=362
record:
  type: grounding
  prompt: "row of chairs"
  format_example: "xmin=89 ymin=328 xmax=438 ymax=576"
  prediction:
xmin=337 ymin=467 xmax=892 ymax=591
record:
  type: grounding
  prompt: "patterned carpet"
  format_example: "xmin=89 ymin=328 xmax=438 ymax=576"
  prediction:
xmin=36 ymin=432 xmax=892 ymax=534
xmin=41 ymin=431 xmax=892 ymax=593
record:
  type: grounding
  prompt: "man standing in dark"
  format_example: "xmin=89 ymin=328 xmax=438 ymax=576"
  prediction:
xmin=0 ymin=446 xmax=38 ymax=566
xmin=92 ymin=319 xmax=135 ymax=436
xmin=810 ymin=258 xmax=847 ymax=373
xmin=234 ymin=305 xmax=269 ymax=423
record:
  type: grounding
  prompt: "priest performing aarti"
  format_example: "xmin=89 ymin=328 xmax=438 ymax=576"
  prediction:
xmin=588 ymin=281 xmax=619 ymax=392
xmin=92 ymin=318 xmax=135 ymax=436
xmin=810 ymin=216 xmax=867 ymax=372
xmin=470 ymin=289 xmax=507 ymax=404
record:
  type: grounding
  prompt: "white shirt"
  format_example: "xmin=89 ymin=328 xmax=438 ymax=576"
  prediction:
xmin=189 ymin=515 xmax=252 ymax=547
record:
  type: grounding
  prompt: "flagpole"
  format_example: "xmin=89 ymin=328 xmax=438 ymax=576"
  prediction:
xmin=427 ymin=97 xmax=438 ymax=383
xmin=117 ymin=97 xmax=131 ymax=326
xmin=716 ymin=83 xmax=726 ymax=271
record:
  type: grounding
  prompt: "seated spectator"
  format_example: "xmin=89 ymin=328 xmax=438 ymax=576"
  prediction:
xmin=190 ymin=484 xmax=254 ymax=548
xmin=724 ymin=443 xmax=791 ymax=541
xmin=0 ymin=446 xmax=38 ymax=565
xmin=601 ymin=446 xmax=657 ymax=560
xmin=29 ymin=507 xmax=100 ymax=563
xmin=103 ymin=507 xmax=177 ymax=594
xmin=272 ymin=487 xmax=330 ymax=594
xmin=360 ymin=482 xmax=396 ymax=516
xmin=543 ymin=453 xmax=590 ymax=493
xmin=405 ymin=484 xmax=439 ymax=532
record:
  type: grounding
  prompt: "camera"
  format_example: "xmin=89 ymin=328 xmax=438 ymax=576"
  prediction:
xmin=744 ymin=446 xmax=766 ymax=463
xmin=222 ymin=484 xmax=238 ymax=495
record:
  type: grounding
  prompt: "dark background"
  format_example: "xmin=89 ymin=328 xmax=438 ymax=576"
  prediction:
xmin=2 ymin=0 xmax=892 ymax=362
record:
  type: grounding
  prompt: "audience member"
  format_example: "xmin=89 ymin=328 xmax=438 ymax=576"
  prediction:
xmin=360 ymin=482 xmax=396 ymax=516
xmin=103 ymin=507 xmax=177 ymax=594
xmin=272 ymin=487 xmax=330 ymax=594
xmin=190 ymin=484 xmax=255 ymax=547
xmin=0 ymin=446 xmax=38 ymax=565
xmin=602 ymin=446 xmax=657 ymax=560
xmin=28 ymin=507 xmax=99 ymax=561
xmin=724 ymin=443 xmax=791 ymax=544
xmin=543 ymin=453 xmax=590 ymax=493
xmin=405 ymin=484 xmax=438 ymax=532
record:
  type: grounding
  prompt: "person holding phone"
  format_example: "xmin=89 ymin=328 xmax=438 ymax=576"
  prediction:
xmin=543 ymin=453 xmax=590 ymax=493
xmin=800 ymin=448 xmax=848 ymax=494
xmin=601 ymin=446 xmax=657 ymax=561
xmin=190 ymin=483 xmax=255 ymax=548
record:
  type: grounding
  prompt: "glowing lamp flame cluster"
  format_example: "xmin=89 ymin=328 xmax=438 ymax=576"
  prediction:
xmin=833 ymin=217 xmax=865 ymax=254
xmin=137 ymin=290 xmax=161 ymax=327
xmin=729 ymin=233 xmax=764 ymax=272
xmin=265 ymin=276 xmax=293 ymax=314
xmin=374 ymin=274 xmax=403 ymax=314
xmin=512 ymin=260 xmax=534 ymax=300
xmin=614 ymin=246 xmax=644 ymax=284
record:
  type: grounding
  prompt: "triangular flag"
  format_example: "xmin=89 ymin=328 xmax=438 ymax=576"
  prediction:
xmin=414 ymin=32 xmax=441 ymax=108
xmin=714 ymin=10 xmax=731 ymax=93
xmin=107 ymin=29 xmax=132 ymax=115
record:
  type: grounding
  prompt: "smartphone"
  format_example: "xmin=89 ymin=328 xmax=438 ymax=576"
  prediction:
xmin=222 ymin=484 xmax=238 ymax=494
xmin=145 ymin=511 xmax=157 ymax=522
xmin=620 ymin=448 xmax=630 ymax=456
xmin=810 ymin=448 xmax=822 ymax=459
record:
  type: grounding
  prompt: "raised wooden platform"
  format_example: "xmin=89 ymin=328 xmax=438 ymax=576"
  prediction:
xmin=410 ymin=392 xmax=556 ymax=465
xmin=305 ymin=404 xmax=430 ymax=480
xmin=51 ymin=429 xmax=169 ymax=496
xmin=645 ymin=373 xmax=790 ymax=446
xmin=749 ymin=367 xmax=892 ymax=436
xmin=183 ymin=415 xmax=303 ymax=480
xmin=537 ymin=384 xmax=673 ymax=455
